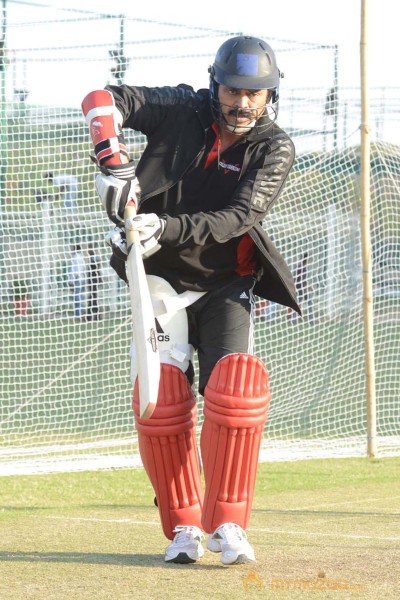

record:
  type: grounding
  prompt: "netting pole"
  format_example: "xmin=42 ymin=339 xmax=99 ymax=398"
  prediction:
xmin=333 ymin=44 xmax=339 ymax=151
xmin=0 ymin=0 xmax=7 ymax=207
xmin=360 ymin=0 xmax=377 ymax=457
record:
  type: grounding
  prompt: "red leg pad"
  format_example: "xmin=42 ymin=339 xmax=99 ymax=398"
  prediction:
xmin=201 ymin=353 xmax=271 ymax=533
xmin=132 ymin=364 xmax=203 ymax=540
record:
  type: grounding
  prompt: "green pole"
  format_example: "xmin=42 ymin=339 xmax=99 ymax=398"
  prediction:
xmin=0 ymin=0 xmax=7 ymax=206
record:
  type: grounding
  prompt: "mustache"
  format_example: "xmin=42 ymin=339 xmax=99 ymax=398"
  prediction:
xmin=228 ymin=107 xmax=256 ymax=118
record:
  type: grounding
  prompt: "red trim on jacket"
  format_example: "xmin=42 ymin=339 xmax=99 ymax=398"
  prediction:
xmin=204 ymin=123 xmax=220 ymax=169
xmin=236 ymin=233 xmax=257 ymax=276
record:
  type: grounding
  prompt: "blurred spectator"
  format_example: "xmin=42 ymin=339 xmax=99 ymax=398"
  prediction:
xmin=86 ymin=248 xmax=102 ymax=321
xmin=68 ymin=244 xmax=86 ymax=318
xmin=35 ymin=188 xmax=50 ymax=205
xmin=44 ymin=172 xmax=79 ymax=216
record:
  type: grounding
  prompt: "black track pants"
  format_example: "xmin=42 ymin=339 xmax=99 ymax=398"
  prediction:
xmin=186 ymin=275 xmax=256 ymax=395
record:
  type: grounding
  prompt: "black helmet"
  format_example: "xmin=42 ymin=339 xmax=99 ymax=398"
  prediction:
xmin=209 ymin=36 xmax=281 ymax=133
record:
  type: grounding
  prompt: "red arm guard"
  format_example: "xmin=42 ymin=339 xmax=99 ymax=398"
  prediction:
xmin=81 ymin=89 xmax=128 ymax=166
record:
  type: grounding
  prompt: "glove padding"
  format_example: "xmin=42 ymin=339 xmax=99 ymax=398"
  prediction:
xmin=105 ymin=213 xmax=165 ymax=262
xmin=126 ymin=213 xmax=165 ymax=259
xmin=95 ymin=161 xmax=139 ymax=225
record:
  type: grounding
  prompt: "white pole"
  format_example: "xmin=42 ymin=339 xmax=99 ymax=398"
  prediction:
xmin=40 ymin=199 xmax=51 ymax=315
xmin=326 ymin=204 xmax=338 ymax=319
xmin=360 ymin=0 xmax=377 ymax=457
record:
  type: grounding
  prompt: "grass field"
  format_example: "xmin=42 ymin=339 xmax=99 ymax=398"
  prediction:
xmin=1 ymin=457 xmax=399 ymax=600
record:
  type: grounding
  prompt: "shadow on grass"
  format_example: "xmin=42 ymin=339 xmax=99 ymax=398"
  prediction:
xmin=0 ymin=504 xmax=154 ymax=512
xmin=0 ymin=551 xmax=222 ymax=569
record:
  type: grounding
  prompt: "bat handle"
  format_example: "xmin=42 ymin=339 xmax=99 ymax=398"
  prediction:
xmin=124 ymin=200 xmax=139 ymax=249
xmin=124 ymin=199 xmax=137 ymax=218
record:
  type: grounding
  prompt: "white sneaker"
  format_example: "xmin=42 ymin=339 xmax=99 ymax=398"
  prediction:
xmin=164 ymin=525 xmax=204 ymax=564
xmin=207 ymin=522 xmax=255 ymax=565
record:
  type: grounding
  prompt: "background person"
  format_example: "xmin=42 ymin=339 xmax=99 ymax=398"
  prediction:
xmin=86 ymin=247 xmax=102 ymax=321
xmin=44 ymin=171 xmax=79 ymax=216
xmin=68 ymin=244 xmax=86 ymax=318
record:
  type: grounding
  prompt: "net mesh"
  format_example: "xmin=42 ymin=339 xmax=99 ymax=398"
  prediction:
xmin=1 ymin=8 xmax=399 ymax=474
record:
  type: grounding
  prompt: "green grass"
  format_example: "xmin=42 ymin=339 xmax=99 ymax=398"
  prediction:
xmin=0 ymin=458 xmax=399 ymax=600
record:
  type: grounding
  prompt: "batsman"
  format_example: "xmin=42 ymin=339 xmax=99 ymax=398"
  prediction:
xmin=82 ymin=35 xmax=299 ymax=565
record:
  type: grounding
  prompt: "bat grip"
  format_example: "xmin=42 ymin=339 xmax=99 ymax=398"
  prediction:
xmin=124 ymin=200 xmax=139 ymax=249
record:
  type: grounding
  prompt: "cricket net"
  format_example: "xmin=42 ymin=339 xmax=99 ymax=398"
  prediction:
xmin=0 ymin=8 xmax=399 ymax=474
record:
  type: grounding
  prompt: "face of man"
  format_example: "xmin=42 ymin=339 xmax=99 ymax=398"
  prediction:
xmin=217 ymin=85 xmax=269 ymax=134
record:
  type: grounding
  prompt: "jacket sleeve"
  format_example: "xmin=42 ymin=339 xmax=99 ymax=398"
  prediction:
xmin=105 ymin=84 xmax=201 ymax=137
xmin=161 ymin=133 xmax=295 ymax=247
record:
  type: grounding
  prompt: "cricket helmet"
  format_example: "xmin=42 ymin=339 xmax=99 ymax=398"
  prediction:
xmin=209 ymin=36 xmax=281 ymax=133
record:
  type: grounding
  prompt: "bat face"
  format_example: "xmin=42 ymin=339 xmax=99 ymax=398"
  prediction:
xmin=125 ymin=202 xmax=160 ymax=418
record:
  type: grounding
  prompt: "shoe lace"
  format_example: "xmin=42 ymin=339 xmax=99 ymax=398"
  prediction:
xmin=221 ymin=523 xmax=245 ymax=545
xmin=172 ymin=526 xmax=201 ymax=546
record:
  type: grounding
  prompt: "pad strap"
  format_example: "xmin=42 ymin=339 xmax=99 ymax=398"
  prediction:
xmin=131 ymin=276 xmax=203 ymax=377
xmin=153 ymin=290 xmax=206 ymax=317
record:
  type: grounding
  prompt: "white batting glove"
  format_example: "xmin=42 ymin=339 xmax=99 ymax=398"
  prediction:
xmin=95 ymin=161 xmax=140 ymax=225
xmin=126 ymin=213 xmax=165 ymax=259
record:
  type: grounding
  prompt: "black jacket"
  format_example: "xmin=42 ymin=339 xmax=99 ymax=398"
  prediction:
xmin=107 ymin=83 xmax=300 ymax=312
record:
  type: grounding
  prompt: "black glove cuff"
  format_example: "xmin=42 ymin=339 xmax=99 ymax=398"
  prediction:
xmin=100 ymin=160 xmax=136 ymax=181
xmin=110 ymin=253 xmax=128 ymax=283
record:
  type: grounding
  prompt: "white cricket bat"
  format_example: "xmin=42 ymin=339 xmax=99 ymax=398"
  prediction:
xmin=124 ymin=200 xmax=160 ymax=418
